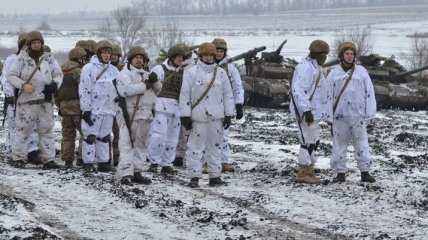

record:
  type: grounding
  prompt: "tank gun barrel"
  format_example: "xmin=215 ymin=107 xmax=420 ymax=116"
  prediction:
xmin=275 ymin=39 xmax=287 ymax=55
xmin=227 ymin=46 xmax=266 ymax=63
xmin=393 ymin=65 xmax=428 ymax=78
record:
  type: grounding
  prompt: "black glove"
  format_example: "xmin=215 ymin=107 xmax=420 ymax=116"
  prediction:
xmin=304 ymin=111 xmax=314 ymax=125
xmin=149 ymin=72 xmax=158 ymax=83
xmin=235 ymin=104 xmax=243 ymax=120
xmin=43 ymin=82 xmax=58 ymax=102
xmin=223 ymin=116 xmax=232 ymax=130
xmin=82 ymin=111 xmax=94 ymax=126
xmin=58 ymin=109 xmax=63 ymax=117
xmin=180 ymin=117 xmax=192 ymax=131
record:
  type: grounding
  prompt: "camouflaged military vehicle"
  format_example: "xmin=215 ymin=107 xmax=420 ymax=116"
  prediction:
xmin=241 ymin=39 xmax=295 ymax=108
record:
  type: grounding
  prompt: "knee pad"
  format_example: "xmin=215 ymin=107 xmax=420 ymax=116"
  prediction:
xmin=85 ymin=135 xmax=96 ymax=144
xmin=97 ymin=134 xmax=110 ymax=143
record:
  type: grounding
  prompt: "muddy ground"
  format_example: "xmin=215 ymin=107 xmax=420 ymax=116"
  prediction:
xmin=0 ymin=107 xmax=427 ymax=240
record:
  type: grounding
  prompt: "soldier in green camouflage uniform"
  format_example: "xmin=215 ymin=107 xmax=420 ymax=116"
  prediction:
xmin=56 ymin=47 xmax=87 ymax=167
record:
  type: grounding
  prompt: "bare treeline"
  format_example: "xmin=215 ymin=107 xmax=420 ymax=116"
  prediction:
xmin=137 ymin=0 xmax=428 ymax=15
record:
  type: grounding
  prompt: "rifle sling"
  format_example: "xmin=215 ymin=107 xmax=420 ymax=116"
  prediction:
xmin=130 ymin=73 xmax=146 ymax=124
xmin=96 ymin=66 xmax=108 ymax=81
xmin=17 ymin=59 xmax=43 ymax=100
xmin=309 ymin=71 xmax=322 ymax=101
xmin=191 ymin=67 xmax=217 ymax=110
xmin=333 ymin=67 xmax=355 ymax=114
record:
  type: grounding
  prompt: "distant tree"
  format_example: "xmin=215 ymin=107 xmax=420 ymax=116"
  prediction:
xmin=332 ymin=25 xmax=374 ymax=57
xmin=98 ymin=3 xmax=146 ymax=61
xmin=37 ymin=18 xmax=52 ymax=31
xmin=407 ymin=34 xmax=428 ymax=77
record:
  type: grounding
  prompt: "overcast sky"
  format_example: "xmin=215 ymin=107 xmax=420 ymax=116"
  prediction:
xmin=2 ymin=0 xmax=136 ymax=14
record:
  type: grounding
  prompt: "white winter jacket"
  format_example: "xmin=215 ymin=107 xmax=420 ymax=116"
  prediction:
xmin=180 ymin=60 xmax=234 ymax=122
xmin=151 ymin=59 xmax=181 ymax=115
xmin=217 ymin=56 xmax=244 ymax=105
xmin=79 ymin=56 xmax=119 ymax=115
xmin=289 ymin=57 xmax=326 ymax=120
xmin=116 ymin=64 xmax=161 ymax=120
xmin=323 ymin=64 xmax=376 ymax=122
xmin=8 ymin=50 xmax=63 ymax=104
xmin=1 ymin=53 xmax=18 ymax=97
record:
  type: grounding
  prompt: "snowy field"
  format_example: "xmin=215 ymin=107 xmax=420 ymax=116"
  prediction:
xmin=0 ymin=107 xmax=427 ymax=239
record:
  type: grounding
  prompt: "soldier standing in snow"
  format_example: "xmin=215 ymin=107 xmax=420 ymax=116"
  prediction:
xmin=79 ymin=40 xmax=119 ymax=173
xmin=289 ymin=39 xmax=330 ymax=184
xmin=8 ymin=31 xmax=63 ymax=169
xmin=146 ymin=44 xmax=186 ymax=175
xmin=323 ymin=42 xmax=377 ymax=183
xmin=211 ymin=38 xmax=244 ymax=173
xmin=109 ymin=44 xmax=124 ymax=167
xmin=1 ymin=32 xmax=42 ymax=164
xmin=179 ymin=43 xmax=234 ymax=188
xmin=115 ymin=46 xmax=160 ymax=185
xmin=56 ymin=47 xmax=87 ymax=167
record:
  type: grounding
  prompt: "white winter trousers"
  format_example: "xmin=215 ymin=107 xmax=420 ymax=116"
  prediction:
xmin=81 ymin=114 xmax=113 ymax=164
xmin=147 ymin=111 xmax=181 ymax=167
xmin=116 ymin=119 xmax=151 ymax=178
xmin=296 ymin=120 xmax=320 ymax=166
xmin=175 ymin=125 xmax=189 ymax=158
xmin=186 ymin=120 xmax=223 ymax=179
xmin=12 ymin=103 xmax=55 ymax=163
xmin=330 ymin=117 xmax=373 ymax=173
xmin=4 ymin=105 xmax=39 ymax=157
xmin=221 ymin=128 xmax=231 ymax=164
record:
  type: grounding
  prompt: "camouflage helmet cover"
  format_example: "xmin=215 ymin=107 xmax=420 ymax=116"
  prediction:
xmin=176 ymin=43 xmax=192 ymax=58
xmin=309 ymin=39 xmax=330 ymax=54
xmin=17 ymin=32 xmax=27 ymax=49
xmin=212 ymin=38 xmax=227 ymax=50
xmin=96 ymin=40 xmax=113 ymax=53
xmin=127 ymin=46 xmax=148 ymax=61
xmin=26 ymin=31 xmax=44 ymax=45
xmin=75 ymin=40 xmax=91 ymax=52
xmin=167 ymin=44 xmax=186 ymax=58
xmin=198 ymin=42 xmax=216 ymax=57
xmin=112 ymin=45 xmax=122 ymax=57
xmin=338 ymin=41 xmax=357 ymax=58
xmin=69 ymin=47 xmax=87 ymax=60
xmin=87 ymin=39 xmax=98 ymax=53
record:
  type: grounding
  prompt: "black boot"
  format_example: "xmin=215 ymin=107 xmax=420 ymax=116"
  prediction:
xmin=64 ymin=160 xmax=73 ymax=168
xmin=133 ymin=172 xmax=152 ymax=185
xmin=361 ymin=172 xmax=376 ymax=183
xmin=161 ymin=166 xmax=177 ymax=175
xmin=120 ymin=175 xmax=133 ymax=185
xmin=188 ymin=177 xmax=199 ymax=188
xmin=209 ymin=177 xmax=227 ymax=186
xmin=83 ymin=163 xmax=95 ymax=173
xmin=27 ymin=150 xmax=43 ymax=165
xmin=333 ymin=173 xmax=346 ymax=183
xmin=97 ymin=162 xmax=112 ymax=172
xmin=76 ymin=159 xmax=84 ymax=166
xmin=148 ymin=163 xmax=158 ymax=173
xmin=172 ymin=156 xmax=184 ymax=167
xmin=10 ymin=160 xmax=26 ymax=168
xmin=43 ymin=161 xmax=60 ymax=170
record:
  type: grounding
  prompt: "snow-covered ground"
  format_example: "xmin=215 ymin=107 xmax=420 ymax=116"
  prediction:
xmin=0 ymin=107 xmax=427 ymax=239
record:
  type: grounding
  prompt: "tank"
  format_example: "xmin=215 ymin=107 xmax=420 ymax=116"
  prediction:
xmin=241 ymin=39 xmax=295 ymax=108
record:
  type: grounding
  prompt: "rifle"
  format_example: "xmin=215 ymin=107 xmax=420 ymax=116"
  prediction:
xmin=290 ymin=90 xmax=305 ymax=145
xmin=2 ymin=101 xmax=7 ymax=127
xmin=112 ymin=79 xmax=134 ymax=148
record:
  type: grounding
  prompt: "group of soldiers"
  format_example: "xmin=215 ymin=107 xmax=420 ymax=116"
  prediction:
xmin=1 ymin=30 xmax=377 ymax=187
xmin=1 ymin=31 xmax=244 ymax=187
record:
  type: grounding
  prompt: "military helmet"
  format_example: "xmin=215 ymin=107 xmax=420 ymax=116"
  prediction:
xmin=96 ymin=40 xmax=113 ymax=53
xmin=212 ymin=38 xmax=227 ymax=51
xmin=338 ymin=42 xmax=357 ymax=58
xmin=127 ymin=46 xmax=148 ymax=61
xmin=167 ymin=44 xmax=186 ymax=58
xmin=309 ymin=39 xmax=330 ymax=54
xmin=112 ymin=45 xmax=122 ymax=57
xmin=69 ymin=47 xmax=87 ymax=60
xmin=198 ymin=43 xmax=216 ymax=57
xmin=17 ymin=32 xmax=27 ymax=49
xmin=87 ymin=39 xmax=98 ymax=54
xmin=75 ymin=40 xmax=91 ymax=52
xmin=43 ymin=45 xmax=51 ymax=53
xmin=26 ymin=31 xmax=44 ymax=45
xmin=176 ymin=43 xmax=192 ymax=58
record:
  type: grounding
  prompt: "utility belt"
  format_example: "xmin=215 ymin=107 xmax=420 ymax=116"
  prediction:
xmin=19 ymin=99 xmax=50 ymax=105
xmin=5 ymin=96 xmax=16 ymax=105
